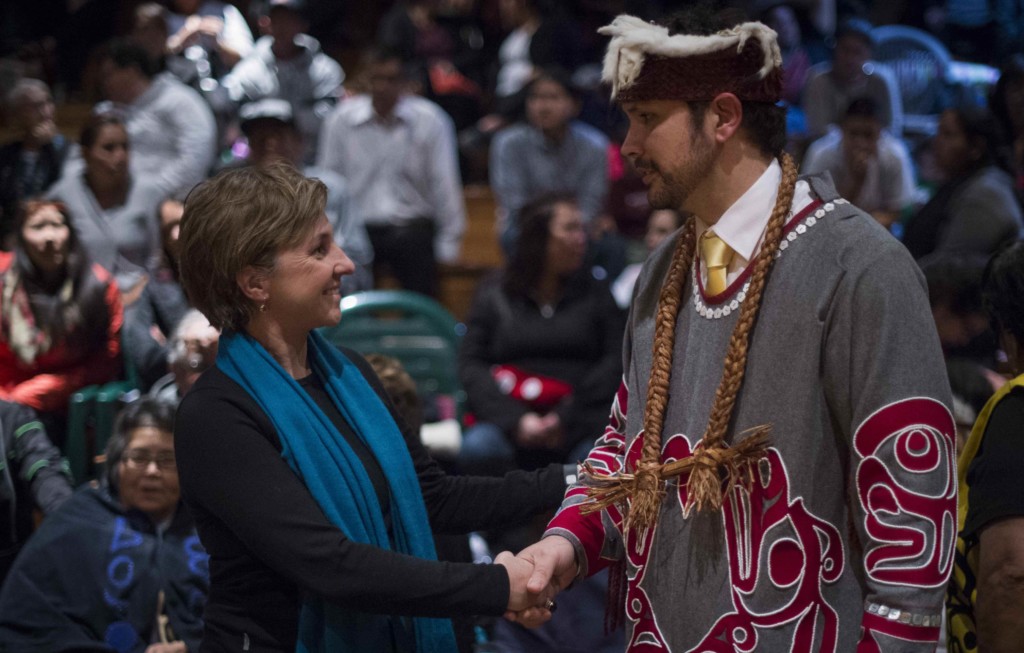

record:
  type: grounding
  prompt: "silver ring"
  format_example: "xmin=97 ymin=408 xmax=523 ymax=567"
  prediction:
xmin=544 ymin=599 xmax=556 ymax=611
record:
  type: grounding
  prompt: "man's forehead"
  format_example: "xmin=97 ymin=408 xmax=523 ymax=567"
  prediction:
xmin=621 ymin=99 xmax=689 ymax=114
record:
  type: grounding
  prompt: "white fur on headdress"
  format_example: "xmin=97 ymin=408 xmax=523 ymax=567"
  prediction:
xmin=598 ymin=15 xmax=782 ymax=98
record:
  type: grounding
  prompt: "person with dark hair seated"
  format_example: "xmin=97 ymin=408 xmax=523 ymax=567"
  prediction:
xmin=0 ymin=200 xmax=122 ymax=445
xmin=458 ymin=193 xmax=625 ymax=476
xmin=0 ymin=398 xmax=208 ymax=653
xmin=948 ymin=241 xmax=1024 ymax=651
xmin=801 ymin=96 xmax=915 ymax=229
xmin=903 ymin=106 xmax=1024 ymax=260
xmin=89 ymin=39 xmax=216 ymax=196
xmin=490 ymin=67 xmax=609 ymax=251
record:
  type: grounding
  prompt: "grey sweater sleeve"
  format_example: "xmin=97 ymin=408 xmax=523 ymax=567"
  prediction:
xmin=821 ymin=230 xmax=956 ymax=650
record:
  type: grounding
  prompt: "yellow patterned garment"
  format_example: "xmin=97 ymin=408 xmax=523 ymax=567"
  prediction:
xmin=947 ymin=373 xmax=1024 ymax=652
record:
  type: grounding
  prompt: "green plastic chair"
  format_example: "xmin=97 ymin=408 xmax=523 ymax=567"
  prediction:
xmin=65 ymin=334 xmax=140 ymax=485
xmin=318 ymin=290 xmax=466 ymax=420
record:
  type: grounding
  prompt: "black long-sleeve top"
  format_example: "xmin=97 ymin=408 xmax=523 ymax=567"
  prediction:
xmin=458 ymin=271 xmax=626 ymax=449
xmin=174 ymin=346 xmax=566 ymax=652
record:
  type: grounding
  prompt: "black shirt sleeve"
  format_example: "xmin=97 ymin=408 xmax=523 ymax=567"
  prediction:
xmin=964 ymin=387 xmax=1024 ymax=538
xmin=175 ymin=367 xmax=511 ymax=620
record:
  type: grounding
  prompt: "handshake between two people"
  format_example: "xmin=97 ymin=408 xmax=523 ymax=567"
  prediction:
xmin=494 ymin=534 xmax=578 ymax=629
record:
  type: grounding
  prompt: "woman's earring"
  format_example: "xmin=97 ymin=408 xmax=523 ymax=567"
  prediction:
xmin=259 ymin=303 xmax=267 ymax=313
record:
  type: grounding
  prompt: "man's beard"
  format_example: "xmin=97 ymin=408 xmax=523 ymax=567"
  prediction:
xmin=643 ymin=132 xmax=716 ymax=212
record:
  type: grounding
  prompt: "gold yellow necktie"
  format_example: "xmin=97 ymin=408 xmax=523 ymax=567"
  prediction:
xmin=700 ymin=229 xmax=734 ymax=296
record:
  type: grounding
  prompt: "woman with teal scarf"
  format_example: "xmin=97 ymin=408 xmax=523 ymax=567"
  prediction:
xmin=173 ymin=163 xmax=567 ymax=652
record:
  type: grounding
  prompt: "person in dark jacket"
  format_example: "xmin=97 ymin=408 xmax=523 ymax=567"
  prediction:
xmin=0 ymin=399 xmax=73 ymax=584
xmin=458 ymin=193 xmax=625 ymax=476
xmin=0 ymin=398 xmax=208 ymax=653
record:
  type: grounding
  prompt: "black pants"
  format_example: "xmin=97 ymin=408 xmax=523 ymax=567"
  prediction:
xmin=365 ymin=218 xmax=438 ymax=297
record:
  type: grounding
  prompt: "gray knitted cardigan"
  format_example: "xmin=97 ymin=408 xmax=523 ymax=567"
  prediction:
xmin=547 ymin=173 xmax=956 ymax=652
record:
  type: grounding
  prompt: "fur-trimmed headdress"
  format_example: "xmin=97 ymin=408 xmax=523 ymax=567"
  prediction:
xmin=598 ymin=15 xmax=783 ymax=103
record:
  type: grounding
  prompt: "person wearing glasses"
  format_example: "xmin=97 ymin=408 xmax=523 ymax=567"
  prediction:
xmin=0 ymin=398 xmax=208 ymax=653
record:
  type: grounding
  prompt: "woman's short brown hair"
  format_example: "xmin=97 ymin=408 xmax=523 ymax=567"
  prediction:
xmin=178 ymin=163 xmax=327 ymax=331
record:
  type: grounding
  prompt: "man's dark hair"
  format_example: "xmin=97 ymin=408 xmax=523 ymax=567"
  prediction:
xmin=920 ymin=253 xmax=988 ymax=316
xmin=101 ymin=38 xmax=159 ymax=79
xmin=662 ymin=6 xmax=787 ymax=158
xmin=834 ymin=18 xmax=876 ymax=49
xmin=982 ymin=241 xmax=1024 ymax=346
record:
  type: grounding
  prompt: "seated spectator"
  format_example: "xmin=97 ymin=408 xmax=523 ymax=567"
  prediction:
xmin=166 ymin=0 xmax=254 ymax=79
xmin=801 ymin=18 xmax=903 ymax=139
xmin=130 ymin=2 xmax=234 ymax=145
xmin=759 ymin=2 xmax=827 ymax=108
xmin=0 ymin=200 xmax=122 ymax=445
xmin=236 ymin=99 xmax=373 ymax=294
xmin=458 ymin=194 xmax=624 ymax=475
xmin=493 ymin=0 xmax=583 ymax=101
xmin=990 ymin=54 xmax=1024 ymax=199
xmin=611 ymin=208 xmax=683 ymax=309
xmin=149 ymin=309 xmax=219 ymax=405
xmin=48 ymin=111 xmax=164 ymax=297
xmin=0 ymin=79 xmax=68 ymax=247
xmin=903 ymin=106 xmax=1024 ymax=260
xmin=0 ymin=398 xmax=208 ymax=652
xmin=122 ymin=194 xmax=193 ymax=391
xmin=490 ymin=67 xmax=608 ymax=250
xmin=921 ymin=253 xmax=999 ymax=366
xmin=317 ymin=46 xmax=466 ymax=297
xmin=801 ymin=96 xmax=916 ymax=229
xmin=948 ymin=241 xmax=1024 ymax=651
xmin=376 ymin=0 xmax=485 ymax=132
xmin=90 ymin=39 xmax=216 ymax=196
xmin=223 ymin=0 xmax=343 ymax=165
xmin=0 ymin=400 xmax=73 ymax=584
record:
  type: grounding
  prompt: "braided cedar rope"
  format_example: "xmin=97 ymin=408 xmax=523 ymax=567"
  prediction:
xmin=581 ymin=152 xmax=799 ymax=531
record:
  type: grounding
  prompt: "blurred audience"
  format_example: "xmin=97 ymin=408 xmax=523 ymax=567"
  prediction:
xmin=948 ymin=241 xmax=1024 ymax=652
xmin=223 ymin=0 xmax=343 ymax=165
xmin=166 ymin=0 xmax=254 ymax=79
xmin=490 ymin=67 xmax=608 ymax=251
xmin=611 ymin=208 xmax=682 ymax=309
xmin=0 ymin=398 xmax=208 ymax=653
xmin=458 ymin=194 xmax=623 ymax=475
xmin=801 ymin=18 xmax=903 ymax=139
xmin=904 ymin=106 xmax=1024 ymax=260
xmin=801 ymin=96 xmax=916 ymax=229
xmin=317 ymin=46 xmax=465 ymax=297
xmin=149 ymin=309 xmax=219 ymax=405
xmin=237 ymin=98 xmax=373 ymax=293
xmin=990 ymin=54 xmax=1024 ymax=199
xmin=0 ymin=79 xmax=68 ymax=248
xmin=0 ymin=200 xmax=122 ymax=444
xmin=921 ymin=252 xmax=998 ymax=366
xmin=758 ymin=2 xmax=827 ymax=109
xmin=0 ymin=400 xmax=72 ymax=584
xmin=91 ymin=39 xmax=217 ymax=197
xmin=48 ymin=111 xmax=163 ymax=296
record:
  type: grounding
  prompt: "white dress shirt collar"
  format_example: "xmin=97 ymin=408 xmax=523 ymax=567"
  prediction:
xmin=695 ymin=158 xmax=781 ymax=261
xmin=347 ymin=94 xmax=415 ymax=127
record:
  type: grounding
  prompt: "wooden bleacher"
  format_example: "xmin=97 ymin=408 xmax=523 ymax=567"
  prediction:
xmin=437 ymin=184 xmax=504 ymax=320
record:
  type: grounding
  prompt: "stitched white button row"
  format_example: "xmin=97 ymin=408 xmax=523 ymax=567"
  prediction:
xmin=691 ymin=195 xmax=847 ymax=320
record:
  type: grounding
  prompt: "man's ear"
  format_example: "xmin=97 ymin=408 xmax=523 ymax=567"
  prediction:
xmin=236 ymin=265 xmax=269 ymax=304
xmin=708 ymin=92 xmax=743 ymax=144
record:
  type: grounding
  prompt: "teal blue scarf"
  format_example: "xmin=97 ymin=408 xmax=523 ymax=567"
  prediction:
xmin=217 ymin=329 xmax=457 ymax=653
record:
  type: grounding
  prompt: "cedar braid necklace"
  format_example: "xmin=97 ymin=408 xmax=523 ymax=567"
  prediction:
xmin=580 ymin=152 xmax=799 ymax=532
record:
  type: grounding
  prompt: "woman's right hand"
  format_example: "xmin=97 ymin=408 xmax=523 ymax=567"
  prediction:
xmin=495 ymin=550 xmax=553 ymax=613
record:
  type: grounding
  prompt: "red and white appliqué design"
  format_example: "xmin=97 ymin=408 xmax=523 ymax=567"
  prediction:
xmin=853 ymin=397 xmax=956 ymax=651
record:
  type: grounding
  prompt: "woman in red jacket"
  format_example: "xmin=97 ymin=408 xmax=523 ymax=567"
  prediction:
xmin=0 ymin=200 xmax=122 ymax=445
